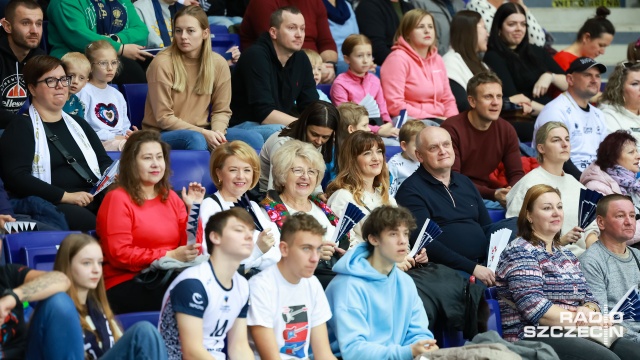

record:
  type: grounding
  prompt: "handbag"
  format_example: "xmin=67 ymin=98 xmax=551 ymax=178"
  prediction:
xmin=134 ymin=254 xmax=209 ymax=289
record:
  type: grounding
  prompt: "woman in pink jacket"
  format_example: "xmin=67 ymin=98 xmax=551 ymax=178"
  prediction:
xmin=580 ymin=130 xmax=640 ymax=247
xmin=380 ymin=9 xmax=458 ymax=121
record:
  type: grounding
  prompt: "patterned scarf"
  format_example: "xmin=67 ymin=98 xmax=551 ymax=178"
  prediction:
xmin=606 ymin=165 xmax=640 ymax=206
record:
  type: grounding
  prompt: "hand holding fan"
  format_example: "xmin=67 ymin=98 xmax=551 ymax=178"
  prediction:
xmin=578 ymin=188 xmax=603 ymax=229
xmin=408 ymin=218 xmax=442 ymax=257
xmin=330 ymin=203 xmax=365 ymax=244
xmin=234 ymin=194 xmax=264 ymax=232
xmin=91 ymin=160 xmax=119 ymax=195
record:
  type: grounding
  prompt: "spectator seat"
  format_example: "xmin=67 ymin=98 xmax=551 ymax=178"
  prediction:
xmin=4 ymin=231 xmax=80 ymax=265
xmin=120 ymin=83 xmax=148 ymax=129
xmin=488 ymin=209 xmax=506 ymax=223
xmin=21 ymin=246 xmax=57 ymax=271
xmin=115 ymin=311 xmax=160 ymax=330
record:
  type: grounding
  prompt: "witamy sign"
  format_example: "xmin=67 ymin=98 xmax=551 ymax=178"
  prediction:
xmin=523 ymin=311 xmax=625 ymax=339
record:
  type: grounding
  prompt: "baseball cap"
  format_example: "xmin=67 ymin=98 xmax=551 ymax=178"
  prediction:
xmin=566 ymin=57 xmax=607 ymax=74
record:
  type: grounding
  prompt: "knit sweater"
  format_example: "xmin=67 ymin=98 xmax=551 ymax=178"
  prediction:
xmin=77 ymin=83 xmax=131 ymax=141
xmin=579 ymin=241 xmax=640 ymax=343
xmin=441 ymin=111 xmax=524 ymax=200
xmin=380 ymin=36 xmax=457 ymax=119
xmin=239 ymin=0 xmax=337 ymax=54
xmin=143 ymin=50 xmax=231 ymax=133
xmin=331 ymin=69 xmax=391 ymax=122
xmin=47 ymin=0 xmax=148 ymax=59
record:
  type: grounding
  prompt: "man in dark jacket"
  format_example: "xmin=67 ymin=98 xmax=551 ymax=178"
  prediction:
xmin=229 ymin=6 xmax=318 ymax=142
xmin=0 ymin=0 xmax=45 ymax=128
xmin=396 ymin=126 xmax=498 ymax=287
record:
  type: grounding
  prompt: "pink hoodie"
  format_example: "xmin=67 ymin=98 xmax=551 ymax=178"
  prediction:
xmin=380 ymin=36 xmax=457 ymax=119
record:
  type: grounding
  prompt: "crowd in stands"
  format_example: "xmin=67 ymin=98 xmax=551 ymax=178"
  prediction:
xmin=1 ymin=0 xmax=640 ymax=358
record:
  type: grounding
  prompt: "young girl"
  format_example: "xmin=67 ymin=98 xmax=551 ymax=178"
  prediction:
xmin=54 ymin=233 xmax=168 ymax=359
xmin=77 ymin=40 xmax=134 ymax=151
xmin=331 ymin=34 xmax=399 ymax=142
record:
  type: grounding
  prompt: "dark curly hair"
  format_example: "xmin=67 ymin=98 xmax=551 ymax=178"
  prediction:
xmin=595 ymin=130 xmax=637 ymax=171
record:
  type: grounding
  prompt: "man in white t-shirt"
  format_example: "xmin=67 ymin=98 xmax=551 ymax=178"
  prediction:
xmin=159 ymin=208 xmax=255 ymax=360
xmin=534 ymin=57 xmax=608 ymax=175
xmin=248 ymin=212 xmax=336 ymax=359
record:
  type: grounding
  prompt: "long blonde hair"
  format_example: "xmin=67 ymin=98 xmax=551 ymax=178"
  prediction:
xmin=53 ymin=234 xmax=121 ymax=343
xmin=169 ymin=6 xmax=214 ymax=95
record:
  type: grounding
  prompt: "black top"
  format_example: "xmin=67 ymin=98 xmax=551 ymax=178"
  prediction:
xmin=355 ymin=0 xmax=414 ymax=65
xmin=0 ymin=114 xmax=113 ymax=203
xmin=0 ymin=264 xmax=32 ymax=359
xmin=0 ymin=29 xmax=45 ymax=128
xmin=484 ymin=45 xmax=564 ymax=105
xmin=396 ymin=166 xmax=491 ymax=274
xmin=229 ymin=32 xmax=319 ymax=126
xmin=0 ymin=176 xmax=14 ymax=216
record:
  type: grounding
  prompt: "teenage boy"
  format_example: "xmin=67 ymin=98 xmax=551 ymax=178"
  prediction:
xmin=325 ymin=205 xmax=438 ymax=360
xmin=248 ymin=212 xmax=336 ymax=359
xmin=159 ymin=207 xmax=255 ymax=360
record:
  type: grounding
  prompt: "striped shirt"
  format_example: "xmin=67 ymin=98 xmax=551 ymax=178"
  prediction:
xmin=496 ymin=237 xmax=598 ymax=342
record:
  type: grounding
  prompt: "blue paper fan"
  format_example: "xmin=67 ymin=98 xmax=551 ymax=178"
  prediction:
xmin=616 ymin=288 xmax=640 ymax=321
xmin=234 ymin=194 xmax=264 ymax=232
xmin=409 ymin=219 xmax=442 ymax=257
xmin=331 ymin=203 xmax=366 ymax=244
xmin=578 ymin=189 xmax=603 ymax=229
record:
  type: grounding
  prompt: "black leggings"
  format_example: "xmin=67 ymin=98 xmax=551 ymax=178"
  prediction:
xmin=56 ymin=203 xmax=98 ymax=232
xmin=107 ymin=276 xmax=176 ymax=314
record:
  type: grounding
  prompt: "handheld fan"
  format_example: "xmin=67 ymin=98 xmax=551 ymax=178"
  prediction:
xmin=612 ymin=286 xmax=640 ymax=321
xmin=4 ymin=221 xmax=37 ymax=233
xmin=91 ymin=160 xmax=119 ymax=196
xmin=234 ymin=194 xmax=264 ymax=232
xmin=487 ymin=228 xmax=512 ymax=272
xmin=394 ymin=109 xmax=408 ymax=130
xmin=578 ymin=188 xmax=603 ymax=229
xmin=358 ymin=94 xmax=381 ymax=118
xmin=330 ymin=203 xmax=365 ymax=244
xmin=408 ymin=218 xmax=442 ymax=257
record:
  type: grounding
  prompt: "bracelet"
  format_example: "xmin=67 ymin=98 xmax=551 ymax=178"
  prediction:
xmin=1 ymin=288 xmax=20 ymax=307
xmin=583 ymin=303 xmax=599 ymax=312
xmin=120 ymin=45 xmax=124 ymax=56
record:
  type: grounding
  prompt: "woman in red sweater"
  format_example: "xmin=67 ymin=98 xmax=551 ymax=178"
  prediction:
xmin=97 ymin=130 xmax=205 ymax=314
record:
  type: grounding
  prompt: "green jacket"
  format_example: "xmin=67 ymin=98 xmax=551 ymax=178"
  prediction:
xmin=47 ymin=0 xmax=148 ymax=58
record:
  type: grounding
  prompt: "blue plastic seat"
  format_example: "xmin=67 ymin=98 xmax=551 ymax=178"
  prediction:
xmin=317 ymin=84 xmax=331 ymax=99
xmin=385 ymin=146 xmax=402 ymax=160
xmin=115 ymin=311 xmax=160 ymax=331
xmin=211 ymin=33 xmax=239 ymax=51
xmin=120 ymin=83 xmax=148 ymax=129
xmin=4 ymin=231 xmax=80 ymax=265
xmin=488 ymin=209 xmax=506 ymax=223
xmin=209 ymin=24 xmax=229 ymax=35
xmin=484 ymin=287 xmax=503 ymax=336
xmin=20 ymin=246 xmax=58 ymax=271
xmin=170 ymin=150 xmax=217 ymax=194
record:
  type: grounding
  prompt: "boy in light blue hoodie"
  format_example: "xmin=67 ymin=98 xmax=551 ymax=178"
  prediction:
xmin=325 ymin=206 xmax=438 ymax=360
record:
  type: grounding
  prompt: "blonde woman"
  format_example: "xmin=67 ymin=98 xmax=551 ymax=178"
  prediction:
xmin=142 ymin=6 xmax=262 ymax=150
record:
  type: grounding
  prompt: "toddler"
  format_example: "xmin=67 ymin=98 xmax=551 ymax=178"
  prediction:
xmin=61 ymin=52 xmax=90 ymax=117
xmin=388 ymin=120 xmax=426 ymax=196
xmin=303 ymin=49 xmax=331 ymax=103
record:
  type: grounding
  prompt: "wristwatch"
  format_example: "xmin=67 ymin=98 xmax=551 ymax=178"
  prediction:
xmin=1 ymin=288 xmax=20 ymax=306
xmin=109 ymin=34 xmax=120 ymax=43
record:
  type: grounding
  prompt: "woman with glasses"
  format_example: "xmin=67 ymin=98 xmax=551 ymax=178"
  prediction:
xmin=0 ymin=55 xmax=113 ymax=231
xmin=143 ymin=6 xmax=263 ymax=151
xmin=259 ymin=140 xmax=348 ymax=288
xmin=47 ymin=0 xmax=153 ymax=84
xmin=259 ymin=101 xmax=341 ymax=196
xmin=77 ymin=40 xmax=133 ymax=151
xmin=599 ymin=62 xmax=640 ymax=143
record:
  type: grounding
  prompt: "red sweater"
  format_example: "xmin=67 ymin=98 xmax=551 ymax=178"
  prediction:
xmin=239 ymin=0 xmax=337 ymax=54
xmin=441 ymin=111 xmax=524 ymax=200
xmin=97 ymin=187 xmax=187 ymax=289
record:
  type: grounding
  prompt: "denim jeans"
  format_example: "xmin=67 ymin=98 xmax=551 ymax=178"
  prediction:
xmin=161 ymin=129 xmax=264 ymax=151
xmin=232 ymin=121 xmax=285 ymax=143
xmin=101 ymin=322 xmax=168 ymax=360
xmin=26 ymin=293 xmax=84 ymax=359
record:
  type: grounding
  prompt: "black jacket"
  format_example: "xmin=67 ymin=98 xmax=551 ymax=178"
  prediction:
xmin=0 ymin=28 xmax=45 ymax=129
xmin=355 ymin=0 xmax=414 ymax=65
xmin=229 ymin=32 xmax=318 ymax=127
xmin=396 ymin=166 xmax=491 ymax=274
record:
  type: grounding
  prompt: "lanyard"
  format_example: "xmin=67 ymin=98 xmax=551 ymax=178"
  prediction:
xmin=151 ymin=0 xmax=178 ymax=47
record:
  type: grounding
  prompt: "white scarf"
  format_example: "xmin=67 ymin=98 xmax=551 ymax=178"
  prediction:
xmin=30 ymin=104 xmax=101 ymax=184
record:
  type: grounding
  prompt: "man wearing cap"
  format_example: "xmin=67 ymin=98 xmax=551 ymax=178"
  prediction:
xmin=533 ymin=57 xmax=608 ymax=176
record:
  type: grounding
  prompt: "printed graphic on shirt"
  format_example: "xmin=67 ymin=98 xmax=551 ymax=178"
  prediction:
xmin=280 ymin=305 xmax=308 ymax=358
xmin=94 ymin=103 xmax=120 ymax=127
xmin=1 ymin=311 xmax=19 ymax=344
xmin=1 ymin=74 xmax=27 ymax=112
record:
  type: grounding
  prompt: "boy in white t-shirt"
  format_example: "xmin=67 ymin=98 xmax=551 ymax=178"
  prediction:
xmin=248 ymin=213 xmax=337 ymax=360
xmin=388 ymin=120 xmax=426 ymax=196
xmin=159 ymin=208 xmax=255 ymax=360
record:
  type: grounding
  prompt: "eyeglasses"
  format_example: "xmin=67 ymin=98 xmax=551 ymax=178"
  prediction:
xmin=619 ymin=61 xmax=640 ymax=71
xmin=37 ymin=76 xmax=71 ymax=88
xmin=290 ymin=167 xmax=319 ymax=178
xmin=92 ymin=60 xmax=120 ymax=69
